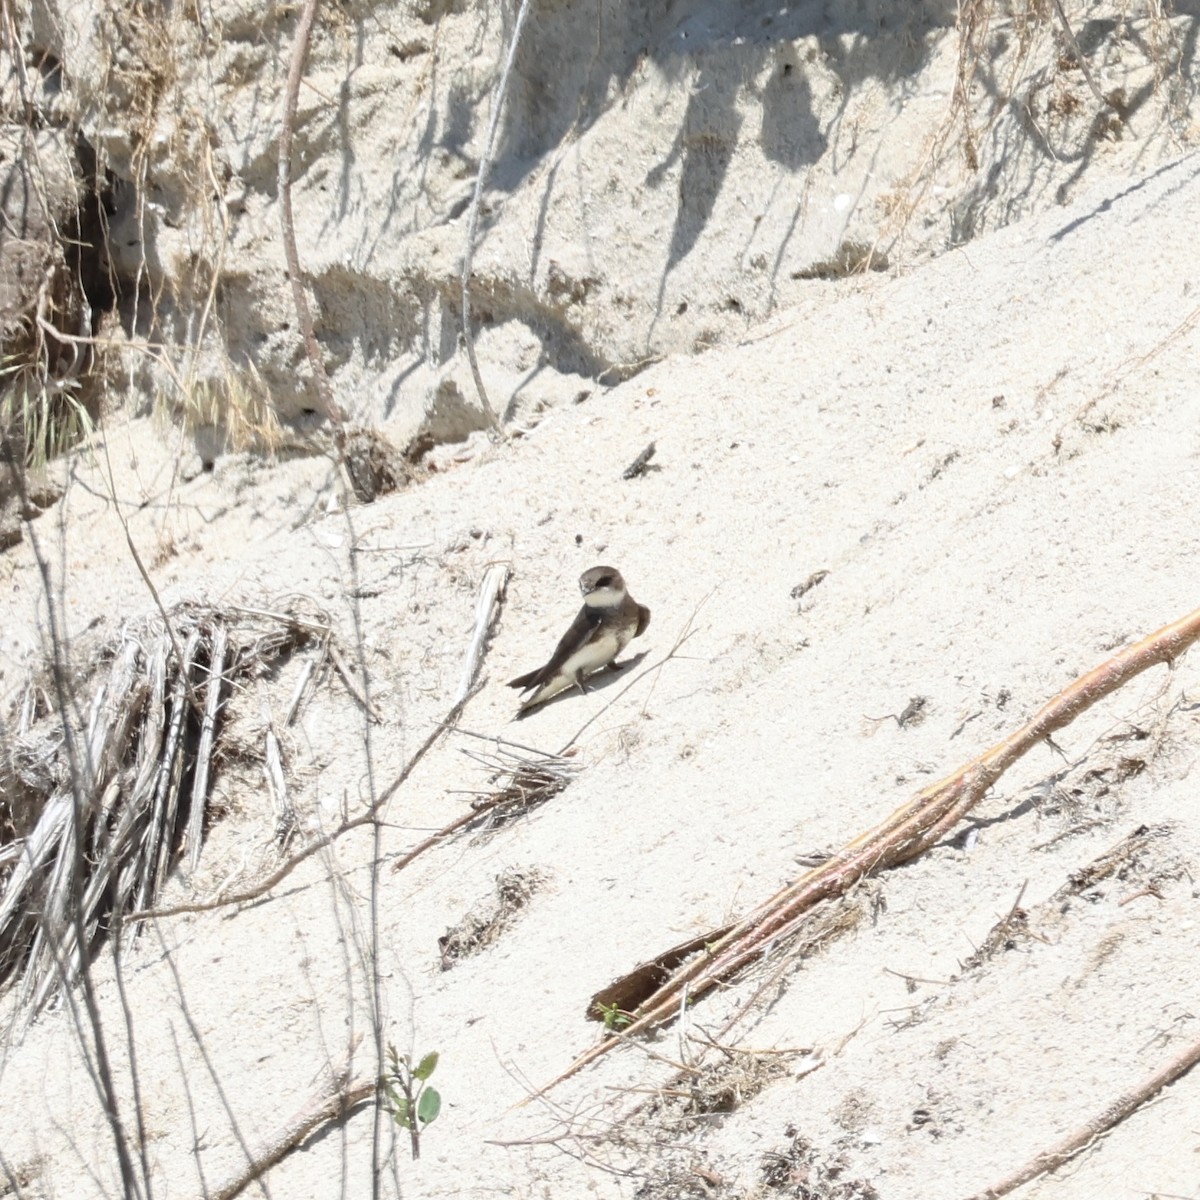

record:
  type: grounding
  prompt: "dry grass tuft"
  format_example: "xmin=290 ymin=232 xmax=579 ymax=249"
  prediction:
xmin=453 ymin=735 xmax=579 ymax=833
xmin=174 ymin=364 xmax=285 ymax=459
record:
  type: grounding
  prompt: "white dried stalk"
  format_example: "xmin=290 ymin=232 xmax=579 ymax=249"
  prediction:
xmin=283 ymin=656 xmax=317 ymax=726
xmin=187 ymin=624 xmax=227 ymax=871
xmin=259 ymin=683 xmax=295 ymax=847
xmin=145 ymin=629 xmax=201 ymax=907
xmin=18 ymin=680 xmax=36 ymax=734
xmin=20 ymin=788 xmax=82 ymax=1006
xmin=0 ymin=604 xmax=321 ymax=1008
xmin=454 ymin=563 xmax=509 ymax=706
xmin=0 ymin=790 xmax=71 ymax=940
xmin=131 ymin=644 xmax=168 ymax=799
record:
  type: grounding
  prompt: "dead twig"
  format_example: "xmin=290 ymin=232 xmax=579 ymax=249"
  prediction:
xmin=535 ymin=604 xmax=1200 ymax=1096
xmin=187 ymin=625 xmax=228 ymax=870
xmin=621 ymin=442 xmax=657 ymax=480
xmin=208 ymin=1038 xmax=371 ymax=1200
xmin=1051 ymin=0 xmax=1115 ymax=116
xmin=132 ymin=575 xmax=509 ymax=918
xmin=394 ymin=744 xmax=575 ymax=873
xmin=964 ymin=1031 xmax=1200 ymax=1199
xmin=327 ymin=640 xmax=384 ymax=722
xmin=128 ymin=693 xmax=471 ymax=921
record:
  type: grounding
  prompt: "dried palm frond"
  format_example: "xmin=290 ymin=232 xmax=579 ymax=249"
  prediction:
xmin=0 ymin=599 xmax=328 ymax=1014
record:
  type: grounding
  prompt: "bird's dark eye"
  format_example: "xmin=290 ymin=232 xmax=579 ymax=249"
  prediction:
xmin=594 ymin=575 xmax=613 ymax=588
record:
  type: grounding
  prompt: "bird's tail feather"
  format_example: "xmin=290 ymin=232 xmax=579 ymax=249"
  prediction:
xmin=507 ymin=668 xmax=543 ymax=691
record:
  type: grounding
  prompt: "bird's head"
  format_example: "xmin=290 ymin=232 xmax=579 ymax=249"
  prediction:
xmin=579 ymin=566 xmax=627 ymax=609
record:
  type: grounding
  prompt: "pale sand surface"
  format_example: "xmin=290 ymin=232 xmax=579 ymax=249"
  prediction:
xmin=2 ymin=153 xmax=1200 ymax=1198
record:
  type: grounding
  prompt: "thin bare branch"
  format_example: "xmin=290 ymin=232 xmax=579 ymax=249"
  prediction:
xmin=964 ymin=1031 xmax=1200 ymax=1199
xmin=206 ymin=1042 xmax=371 ymax=1200
xmin=128 ymin=693 xmax=472 ymax=922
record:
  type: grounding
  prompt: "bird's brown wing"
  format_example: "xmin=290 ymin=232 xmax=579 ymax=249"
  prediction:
xmin=635 ymin=604 xmax=651 ymax=638
xmin=507 ymin=605 xmax=604 ymax=691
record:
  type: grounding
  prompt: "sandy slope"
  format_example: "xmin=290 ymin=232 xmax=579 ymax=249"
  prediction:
xmin=2 ymin=151 xmax=1200 ymax=1199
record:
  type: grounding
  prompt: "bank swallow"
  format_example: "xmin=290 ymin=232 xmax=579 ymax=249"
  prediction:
xmin=508 ymin=566 xmax=650 ymax=716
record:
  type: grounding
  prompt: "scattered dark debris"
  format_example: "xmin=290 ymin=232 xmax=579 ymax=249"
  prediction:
xmin=1064 ymin=823 xmax=1175 ymax=895
xmin=894 ymin=696 xmax=928 ymax=728
xmin=966 ymin=825 xmax=1185 ymax=972
xmin=920 ymin=450 xmax=960 ymax=487
xmin=634 ymin=1161 xmax=729 ymax=1200
xmin=884 ymin=995 xmax=937 ymax=1032
xmin=574 ymin=533 xmax=583 ymax=546
xmin=623 ymin=441 xmax=659 ymax=480
xmin=760 ymin=1127 xmax=880 ymax=1198
xmin=833 ymin=1090 xmax=875 ymax=1135
xmin=546 ymin=262 xmax=600 ymax=307
xmin=1081 ymin=412 xmax=1122 ymax=435
xmin=388 ymin=38 xmax=429 ymax=60
xmin=0 ymin=1154 xmax=43 ymax=1198
xmin=638 ymin=1051 xmax=789 ymax=1135
xmin=991 ymin=394 xmax=1006 ymax=408
xmin=790 ymin=570 xmax=829 ymax=605
xmin=792 ymin=240 xmax=889 ymax=281
xmin=438 ymin=867 xmax=546 ymax=970
xmin=573 ymin=389 xmax=592 ymax=404
xmin=964 ymin=885 xmax=1030 ymax=970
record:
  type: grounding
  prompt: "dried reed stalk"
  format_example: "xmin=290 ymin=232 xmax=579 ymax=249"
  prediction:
xmin=454 ymin=563 xmax=509 ymax=705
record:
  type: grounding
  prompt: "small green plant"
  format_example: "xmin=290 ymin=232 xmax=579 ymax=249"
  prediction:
xmin=382 ymin=1045 xmax=442 ymax=1160
xmin=596 ymin=1001 xmax=633 ymax=1031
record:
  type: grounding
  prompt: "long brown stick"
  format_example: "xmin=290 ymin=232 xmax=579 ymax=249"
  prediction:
xmin=536 ymin=604 xmax=1200 ymax=1095
xmin=964 ymin=1031 xmax=1200 ymax=1199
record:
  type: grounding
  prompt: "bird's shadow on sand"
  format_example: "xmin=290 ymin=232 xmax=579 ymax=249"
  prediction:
xmin=514 ymin=651 xmax=651 ymax=721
